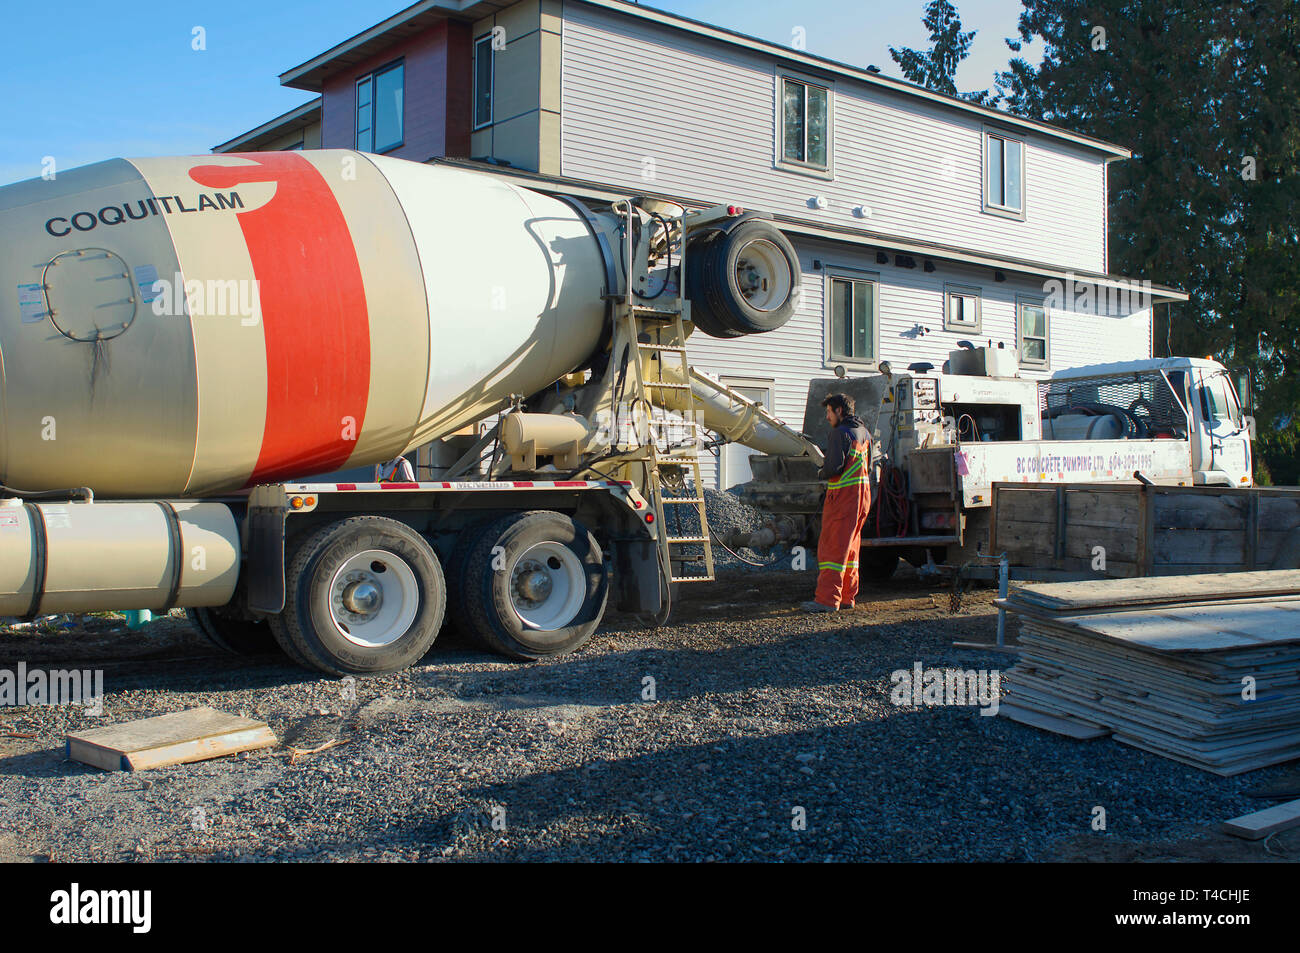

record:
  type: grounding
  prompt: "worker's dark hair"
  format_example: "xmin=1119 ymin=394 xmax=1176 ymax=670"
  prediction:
xmin=822 ymin=393 xmax=854 ymax=416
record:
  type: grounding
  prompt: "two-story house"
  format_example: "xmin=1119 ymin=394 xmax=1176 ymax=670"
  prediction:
xmin=214 ymin=0 xmax=1187 ymax=489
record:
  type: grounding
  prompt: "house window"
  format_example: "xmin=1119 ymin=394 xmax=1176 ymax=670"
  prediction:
xmin=1018 ymin=297 xmax=1049 ymax=366
xmin=356 ymin=61 xmax=404 ymax=152
xmin=827 ymin=274 xmax=876 ymax=362
xmin=473 ymin=34 xmax=495 ymax=129
xmin=778 ymin=76 xmax=831 ymax=172
xmin=984 ymin=130 xmax=1024 ymax=216
xmin=944 ymin=284 xmax=982 ymax=333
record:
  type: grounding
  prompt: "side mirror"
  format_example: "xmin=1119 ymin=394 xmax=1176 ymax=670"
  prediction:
xmin=1231 ymin=368 xmax=1254 ymax=416
xmin=1242 ymin=415 xmax=1256 ymax=440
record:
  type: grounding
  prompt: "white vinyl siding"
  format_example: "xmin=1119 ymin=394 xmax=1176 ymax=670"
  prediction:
xmin=548 ymin=2 xmax=1151 ymax=490
xmin=560 ymin=4 xmax=1108 ymax=273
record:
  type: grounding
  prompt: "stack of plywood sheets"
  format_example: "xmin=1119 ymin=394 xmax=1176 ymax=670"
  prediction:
xmin=998 ymin=571 xmax=1300 ymax=776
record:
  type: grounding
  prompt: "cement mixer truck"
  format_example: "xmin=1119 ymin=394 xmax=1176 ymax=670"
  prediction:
xmin=0 ymin=150 xmax=821 ymax=674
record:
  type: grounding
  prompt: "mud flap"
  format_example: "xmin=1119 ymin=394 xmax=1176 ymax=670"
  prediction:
xmin=246 ymin=504 xmax=286 ymax=614
xmin=615 ymin=538 xmax=662 ymax=613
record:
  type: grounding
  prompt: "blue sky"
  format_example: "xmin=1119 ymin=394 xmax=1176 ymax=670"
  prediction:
xmin=0 ymin=0 xmax=1030 ymax=185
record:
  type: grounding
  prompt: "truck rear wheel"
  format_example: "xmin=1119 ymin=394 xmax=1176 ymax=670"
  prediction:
xmin=270 ymin=516 xmax=446 ymax=675
xmin=461 ymin=511 xmax=608 ymax=660
xmin=186 ymin=607 xmax=278 ymax=657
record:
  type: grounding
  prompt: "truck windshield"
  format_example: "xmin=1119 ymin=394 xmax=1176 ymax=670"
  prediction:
xmin=1040 ymin=370 xmax=1188 ymax=439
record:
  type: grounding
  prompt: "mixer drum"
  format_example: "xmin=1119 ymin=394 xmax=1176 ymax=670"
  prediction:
xmin=0 ymin=151 xmax=610 ymax=498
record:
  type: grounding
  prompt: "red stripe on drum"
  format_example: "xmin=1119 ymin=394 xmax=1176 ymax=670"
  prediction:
xmin=187 ymin=154 xmax=371 ymax=486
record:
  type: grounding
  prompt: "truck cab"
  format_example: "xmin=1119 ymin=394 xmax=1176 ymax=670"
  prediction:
xmin=1046 ymin=357 xmax=1253 ymax=488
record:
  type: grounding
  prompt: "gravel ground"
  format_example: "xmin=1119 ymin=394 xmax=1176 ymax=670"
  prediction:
xmin=0 ymin=570 xmax=1296 ymax=863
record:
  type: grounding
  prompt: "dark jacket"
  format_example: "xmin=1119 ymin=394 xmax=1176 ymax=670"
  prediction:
xmin=819 ymin=414 xmax=869 ymax=480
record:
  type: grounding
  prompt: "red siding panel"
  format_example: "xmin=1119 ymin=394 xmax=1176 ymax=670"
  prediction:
xmin=442 ymin=21 xmax=472 ymax=158
xmin=320 ymin=21 xmax=471 ymax=160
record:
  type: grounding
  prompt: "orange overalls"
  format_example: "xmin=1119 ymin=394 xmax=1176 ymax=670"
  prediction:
xmin=815 ymin=442 xmax=872 ymax=608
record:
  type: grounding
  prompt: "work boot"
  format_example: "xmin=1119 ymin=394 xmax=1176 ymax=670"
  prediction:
xmin=800 ymin=601 xmax=836 ymax=613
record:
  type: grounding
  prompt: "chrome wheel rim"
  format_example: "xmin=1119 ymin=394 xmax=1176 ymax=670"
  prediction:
xmin=328 ymin=549 xmax=419 ymax=647
xmin=734 ymin=238 xmax=792 ymax=312
xmin=508 ymin=542 xmax=586 ymax=630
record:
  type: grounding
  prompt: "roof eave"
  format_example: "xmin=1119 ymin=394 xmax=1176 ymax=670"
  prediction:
xmin=279 ymin=0 xmax=506 ymax=91
xmin=212 ymin=98 xmax=322 ymax=153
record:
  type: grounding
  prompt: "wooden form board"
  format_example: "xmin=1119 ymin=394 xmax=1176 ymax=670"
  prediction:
xmin=1003 ymin=673 xmax=1300 ymax=775
xmin=989 ymin=482 xmax=1300 ymax=577
xmin=1222 ymin=799 xmax=1300 ymax=840
xmin=1025 ymin=601 xmax=1300 ymax=653
xmin=1006 ymin=570 xmax=1300 ymax=612
xmin=998 ymin=702 xmax=1110 ymax=740
xmin=1016 ymin=632 xmax=1300 ymax=703
xmin=67 ymin=707 xmax=277 ymax=771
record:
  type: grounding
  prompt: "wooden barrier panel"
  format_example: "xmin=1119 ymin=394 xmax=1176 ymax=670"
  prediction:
xmin=989 ymin=483 xmax=1300 ymax=576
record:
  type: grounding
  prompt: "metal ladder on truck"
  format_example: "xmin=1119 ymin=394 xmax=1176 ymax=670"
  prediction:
xmin=614 ymin=200 xmax=715 ymax=585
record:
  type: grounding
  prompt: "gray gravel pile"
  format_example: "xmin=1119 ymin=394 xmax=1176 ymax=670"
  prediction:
xmin=0 ymin=573 xmax=1289 ymax=863
xmin=702 ymin=487 xmax=769 ymax=538
xmin=663 ymin=487 xmax=788 ymax=570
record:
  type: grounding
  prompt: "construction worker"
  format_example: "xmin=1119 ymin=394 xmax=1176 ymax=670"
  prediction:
xmin=803 ymin=393 xmax=871 ymax=613
xmin=374 ymin=454 xmax=416 ymax=483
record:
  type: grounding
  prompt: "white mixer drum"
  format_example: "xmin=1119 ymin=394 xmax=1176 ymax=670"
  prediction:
xmin=0 ymin=151 xmax=609 ymax=498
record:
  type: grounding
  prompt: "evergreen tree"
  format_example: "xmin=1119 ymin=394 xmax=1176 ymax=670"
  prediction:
xmin=996 ymin=0 xmax=1299 ymax=482
xmin=890 ymin=0 xmax=995 ymax=104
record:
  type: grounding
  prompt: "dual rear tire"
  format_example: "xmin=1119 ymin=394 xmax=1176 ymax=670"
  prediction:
xmin=453 ymin=511 xmax=608 ymax=661
xmin=270 ymin=517 xmax=446 ymax=675
xmin=265 ymin=511 xmax=607 ymax=674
